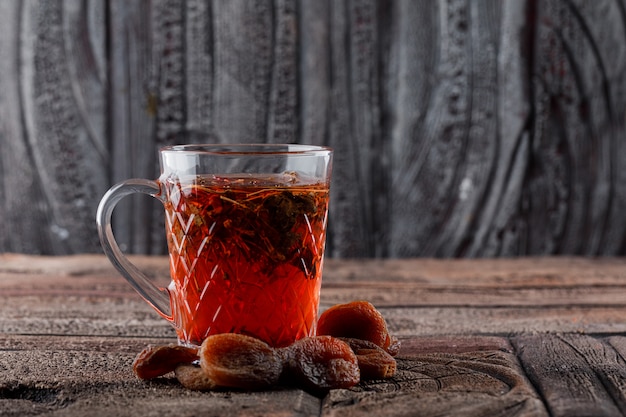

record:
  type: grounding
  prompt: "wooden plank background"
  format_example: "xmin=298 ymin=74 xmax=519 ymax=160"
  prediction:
xmin=3 ymin=255 xmax=626 ymax=415
xmin=0 ymin=0 xmax=625 ymax=258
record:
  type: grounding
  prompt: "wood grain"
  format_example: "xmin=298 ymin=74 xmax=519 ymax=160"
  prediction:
xmin=3 ymin=255 xmax=626 ymax=415
xmin=323 ymin=349 xmax=547 ymax=417
xmin=512 ymin=334 xmax=626 ymax=417
xmin=1 ymin=1 xmax=626 ymax=257
xmin=0 ymin=1 xmax=107 ymax=254
xmin=0 ymin=334 xmax=546 ymax=417
xmin=0 ymin=335 xmax=321 ymax=417
xmin=2 ymin=254 xmax=626 ymax=337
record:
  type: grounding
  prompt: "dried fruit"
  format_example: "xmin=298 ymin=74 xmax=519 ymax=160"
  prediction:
xmin=385 ymin=335 xmax=401 ymax=356
xmin=133 ymin=300 xmax=402 ymax=393
xmin=175 ymin=363 xmax=218 ymax=391
xmin=200 ymin=333 xmax=284 ymax=390
xmin=284 ymin=336 xmax=360 ymax=394
xmin=317 ymin=300 xmax=400 ymax=355
xmin=133 ymin=344 xmax=199 ymax=380
xmin=340 ymin=338 xmax=397 ymax=379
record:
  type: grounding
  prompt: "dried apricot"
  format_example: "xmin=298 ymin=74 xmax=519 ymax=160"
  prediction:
xmin=134 ymin=300 xmax=401 ymax=392
xmin=133 ymin=344 xmax=199 ymax=380
xmin=284 ymin=335 xmax=360 ymax=394
xmin=200 ymin=333 xmax=283 ymax=390
xmin=317 ymin=300 xmax=399 ymax=355
xmin=175 ymin=363 xmax=218 ymax=391
xmin=340 ymin=338 xmax=397 ymax=379
xmin=385 ymin=335 xmax=401 ymax=356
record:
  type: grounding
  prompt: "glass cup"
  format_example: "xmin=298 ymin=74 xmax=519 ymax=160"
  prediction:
xmin=96 ymin=144 xmax=333 ymax=347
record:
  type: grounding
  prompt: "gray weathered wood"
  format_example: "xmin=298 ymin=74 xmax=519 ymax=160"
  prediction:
xmin=3 ymin=254 xmax=626 ymax=337
xmin=4 ymin=255 xmax=626 ymax=415
xmin=0 ymin=335 xmax=321 ymax=417
xmin=512 ymin=334 xmax=626 ymax=417
xmin=1 ymin=1 xmax=626 ymax=257
xmin=0 ymin=0 xmax=107 ymax=254
xmin=323 ymin=349 xmax=547 ymax=417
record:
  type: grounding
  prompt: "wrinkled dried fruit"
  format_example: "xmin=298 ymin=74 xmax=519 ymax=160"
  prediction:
xmin=340 ymin=338 xmax=397 ymax=379
xmin=317 ymin=300 xmax=399 ymax=355
xmin=385 ymin=335 xmax=401 ymax=356
xmin=175 ymin=363 xmax=218 ymax=391
xmin=133 ymin=344 xmax=199 ymax=380
xmin=200 ymin=333 xmax=284 ymax=390
xmin=133 ymin=299 xmax=402 ymax=393
xmin=284 ymin=335 xmax=360 ymax=394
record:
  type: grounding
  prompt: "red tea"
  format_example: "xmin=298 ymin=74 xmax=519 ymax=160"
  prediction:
xmin=163 ymin=173 xmax=329 ymax=347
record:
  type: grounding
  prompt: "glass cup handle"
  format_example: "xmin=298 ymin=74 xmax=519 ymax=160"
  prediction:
xmin=96 ymin=178 xmax=172 ymax=320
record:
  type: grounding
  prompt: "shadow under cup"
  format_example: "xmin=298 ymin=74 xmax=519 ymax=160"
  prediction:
xmin=97 ymin=144 xmax=333 ymax=348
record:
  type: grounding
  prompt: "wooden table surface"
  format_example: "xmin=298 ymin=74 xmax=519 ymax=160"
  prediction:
xmin=2 ymin=254 xmax=626 ymax=416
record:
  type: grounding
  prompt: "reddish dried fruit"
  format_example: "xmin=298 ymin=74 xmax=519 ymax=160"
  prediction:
xmin=340 ymin=338 xmax=397 ymax=379
xmin=284 ymin=336 xmax=360 ymax=393
xmin=175 ymin=363 xmax=218 ymax=391
xmin=133 ymin=344 xmax=199 ymax=380
xmin=200 ymin=333 xmax=283 ymax=390
xmin=134 ymin=300 xmax=401 ymax=393
xmin=317 ymin=300 xmax=399 ymax=355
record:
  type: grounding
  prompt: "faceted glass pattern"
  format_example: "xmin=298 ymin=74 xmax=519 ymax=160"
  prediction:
xmin=163 ymin=175 xmax=329 ymax=348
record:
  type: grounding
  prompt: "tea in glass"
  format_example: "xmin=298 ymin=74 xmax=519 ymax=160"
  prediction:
xmin=164 ymin=172 xmax=329 ymax=347
xmin=96 ymin=144 xmax=333 ymax=348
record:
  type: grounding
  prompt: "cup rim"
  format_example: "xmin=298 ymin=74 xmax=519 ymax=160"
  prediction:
xmin=160 ymin=143 xmax=333 ymax=156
